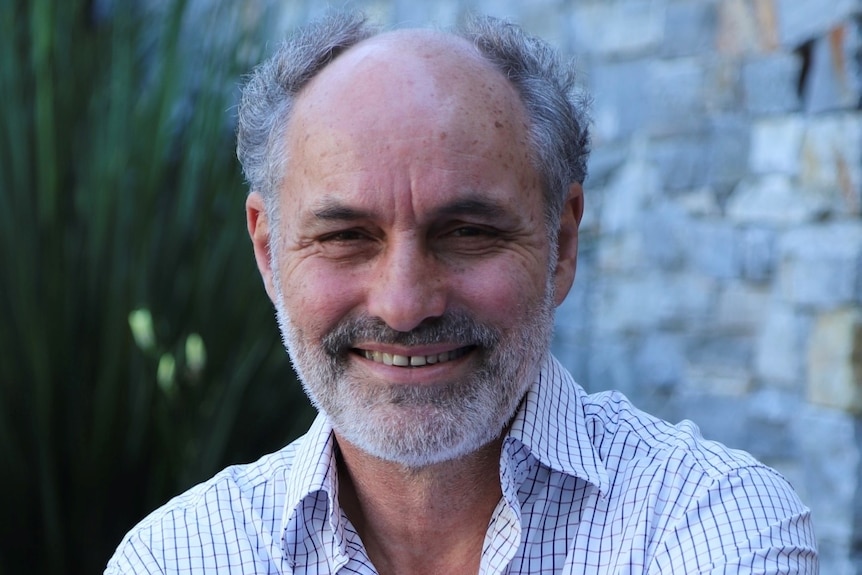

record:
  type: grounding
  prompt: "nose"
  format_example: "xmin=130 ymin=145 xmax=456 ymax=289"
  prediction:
xmin=365 ymin=236 xmax=447 ymax=332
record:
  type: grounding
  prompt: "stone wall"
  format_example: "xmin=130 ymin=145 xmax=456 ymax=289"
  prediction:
xmin=262 ymin=0 xmax=862 ymax=571
xmin=549 ymin=3 xmax=862 ymax=572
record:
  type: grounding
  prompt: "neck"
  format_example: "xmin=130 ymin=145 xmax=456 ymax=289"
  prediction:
xmin=336 ymin=435 xmax=504 ymax=575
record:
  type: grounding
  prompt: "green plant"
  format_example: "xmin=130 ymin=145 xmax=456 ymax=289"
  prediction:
xmin=0 ymin=1 xmax=314 ymax=573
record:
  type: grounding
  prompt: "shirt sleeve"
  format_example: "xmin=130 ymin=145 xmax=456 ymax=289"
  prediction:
xmin=648 ymin=465 xmax=818 ymax=574
xmin=104 ymin=529 xmax=166 ymax=575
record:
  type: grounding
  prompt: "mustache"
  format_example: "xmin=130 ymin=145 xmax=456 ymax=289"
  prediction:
xmin=322 ymin=311 xmax=501 ymax=355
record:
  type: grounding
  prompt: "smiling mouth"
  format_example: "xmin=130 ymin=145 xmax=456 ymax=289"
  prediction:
xmin=355 ymin=347 xmax=472 ymax=367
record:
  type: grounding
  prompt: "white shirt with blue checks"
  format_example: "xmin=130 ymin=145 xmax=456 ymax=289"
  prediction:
xmin=106 ymin=355 xmax=818 ymax=574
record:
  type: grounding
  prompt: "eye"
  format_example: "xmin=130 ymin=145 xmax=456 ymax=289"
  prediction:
xmin=448 ymin=225 xmax=497 ymax=238
xmin=451 ymin=226 xmax=481 ymax=237
xmin=435 ymin=224 xmax=505 ymax=257
xmin=320 ymin=229 xmax=369 ymax=243
xmin=314 ymin=228 xmax=379 ymax=261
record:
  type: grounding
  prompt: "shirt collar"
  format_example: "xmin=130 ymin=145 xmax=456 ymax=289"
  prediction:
xmin=280 ymin=354 xmax=610 ymax=565
xmin=281 ymin=414 xmax=354 ymax=571
xmin=282 ymin=413 xmax=335 ymax=522
xmin=505 ymin=354 xmax=610 ymax=496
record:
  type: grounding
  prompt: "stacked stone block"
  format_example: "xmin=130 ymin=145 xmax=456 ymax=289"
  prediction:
xmin=554 ymin=2 xmax=862 ymax=572
xmin=261 ymin=0 xmax=862 ymax=571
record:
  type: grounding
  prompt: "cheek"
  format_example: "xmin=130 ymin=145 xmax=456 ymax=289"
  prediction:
xmin=450 ymin=260 xmax=549 ymax=325
xmin=279 ymin=261 xmax=365 ymax=335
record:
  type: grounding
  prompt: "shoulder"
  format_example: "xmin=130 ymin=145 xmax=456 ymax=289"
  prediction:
xmin=582 ymin=389 xmax=760 ymax=478
xmin=104 ymin=440 xmax=302 ymax=574
xmin=579 ymin=388 xmax=794 ymax=506
xmin=581 ymin=390 xmax=817 ymax=572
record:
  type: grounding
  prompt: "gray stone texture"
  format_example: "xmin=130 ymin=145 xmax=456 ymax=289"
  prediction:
xmin=707 ymin=113 xmax=751 ymax=184
xmin=648 ymin=135 xmax=710 ymax=191
xmin=804 ymin=22 xmax=862 ymax=114
xmin=703 ymin=55 xmax=744 ymax=113
xmin=726 ymin=175 xmax=829 ymax=224
xmin=645 ymin=58 xmax=709 ymax=136
xmin=778 ymin=222 xmax=862 ymax=309
xmin=270 ymin=0 xmax=862 ymax=570
xmin=737 ymin=225 xmax=776 ymax=282
xmin=795 ymin=406 xmax=861 ymax=571
xmin=681 ymin=217 xmax=739 ymax=279
xmin=742 ymin=53 xmax=802 ymax=114
xmin=590 ymin=59 xmax=650 ymax=142
xmin=570 ymin=0 xmax=664 ymax=58
xmin=776 ymin=0 xmax=860 ymax=47
xmin=715 ymin=281 xmax=770 ymax=331
xmin=749 ymin=116 xmax=805 ymax=176
xmin=392 ymin=0 xmax=463 ymax=26
xmin=754 ymin=301 xmax=810 ymax=387
xmin=662 ymin=0 xmax=717 ymax=57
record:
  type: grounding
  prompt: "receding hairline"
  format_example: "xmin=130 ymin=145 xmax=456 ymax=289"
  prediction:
xmin=282 ymin=27 xmax=525 ymax=138
xmin=291 ymin=26 xmax=519 ymax=110
xmin=321 ymin=27 xmax=492 ymax=75
xmin=283 ymin=25 xmax=535 ymax=162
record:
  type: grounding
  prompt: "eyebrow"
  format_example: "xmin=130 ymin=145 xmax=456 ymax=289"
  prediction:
xmin=430 ymin=197 xmax=510 ymax=221
xmin=311 ymin=202 xmax=372 ymax=222
xmin=310 ymin=194 xmax=513 ymax=224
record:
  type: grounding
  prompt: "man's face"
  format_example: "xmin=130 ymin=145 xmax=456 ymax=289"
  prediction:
xmin=248 ymin=33 xmax=580 ymax=467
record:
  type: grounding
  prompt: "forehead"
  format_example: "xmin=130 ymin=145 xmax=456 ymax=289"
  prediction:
xmin=285 ymin=30 xmax=533 ymax=167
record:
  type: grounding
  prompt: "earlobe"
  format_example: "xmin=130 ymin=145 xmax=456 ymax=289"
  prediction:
xmin=246 ymin=191 xmax=278 ymax=304
xmin=552 ymin=183 xmax=584 ymax=306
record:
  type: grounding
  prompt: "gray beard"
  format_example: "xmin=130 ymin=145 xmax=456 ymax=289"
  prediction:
xmin=272 ymin=264 xmax=556 ymax=469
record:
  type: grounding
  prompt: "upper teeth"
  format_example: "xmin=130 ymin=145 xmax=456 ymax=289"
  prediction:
xmin=361 ymin=348 xmax=466 ymax=367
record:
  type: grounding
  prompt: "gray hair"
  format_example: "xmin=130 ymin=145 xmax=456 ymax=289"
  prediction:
xmin=236 ymin=12 xmax=376 ymax=212
xmin=236 ymin=11 xmax=590 ymax=228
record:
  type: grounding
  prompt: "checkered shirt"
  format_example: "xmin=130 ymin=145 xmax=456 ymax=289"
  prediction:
xmin=105 ymin=355 xmax=818 ymax=574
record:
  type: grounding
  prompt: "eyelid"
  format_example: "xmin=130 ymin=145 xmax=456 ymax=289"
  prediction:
xmin=441 ymin=220 xmax=501 ymax=234
xmin=319 ymin=228 xmax=371 ymax=242
xmin=450 ymin=225 xmax=493 ymax=236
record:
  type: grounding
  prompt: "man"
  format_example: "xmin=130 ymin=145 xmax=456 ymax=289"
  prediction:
xmin=106 ymin=11 xmax=817 ymax=574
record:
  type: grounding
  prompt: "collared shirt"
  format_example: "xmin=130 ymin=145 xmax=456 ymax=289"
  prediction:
xmin=105 ymin=355 xmax=818 ymax=574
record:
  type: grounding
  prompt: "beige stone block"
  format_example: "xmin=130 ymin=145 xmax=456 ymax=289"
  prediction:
xmin=800 ymin=114 xmax=862 ymax=215
xmin=807 ymin=307 xmax=862 ymax=414
xmin=717 ymin=0 xmax=778 ymax=55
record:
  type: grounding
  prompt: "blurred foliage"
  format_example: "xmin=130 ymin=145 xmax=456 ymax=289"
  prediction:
xmin=0 ymin=1 xmax=315 ymax=573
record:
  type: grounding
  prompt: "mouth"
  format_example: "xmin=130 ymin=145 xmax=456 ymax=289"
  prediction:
xmin=354 ymin=346 xmax=473 ymax=367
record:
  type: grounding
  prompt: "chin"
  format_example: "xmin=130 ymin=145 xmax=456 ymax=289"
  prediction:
xmin=324 ymin=380 xmax=524 ymax=469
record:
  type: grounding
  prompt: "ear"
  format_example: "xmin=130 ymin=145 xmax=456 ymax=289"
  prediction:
xmin=246 ymin=191 xmax=278 ymax=304
xmin=552 ymin=182 xmax=584 ymax=306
